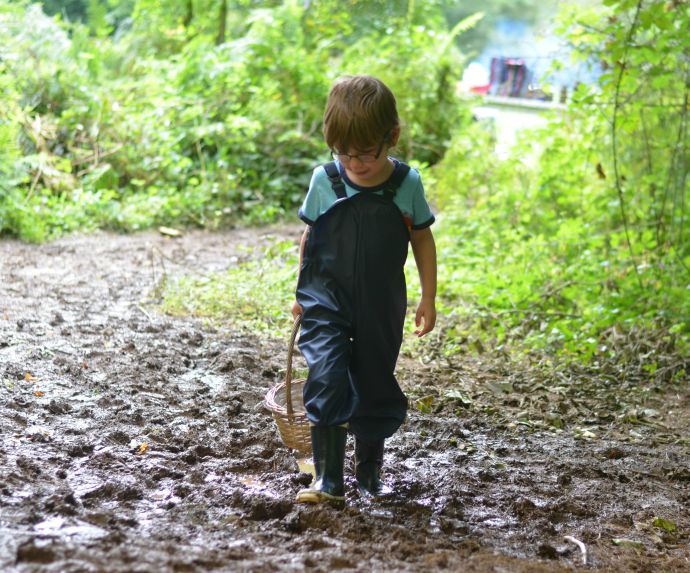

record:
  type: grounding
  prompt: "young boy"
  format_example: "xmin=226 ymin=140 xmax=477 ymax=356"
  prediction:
xmin=291 ymin=75 xmax=437 ymax=504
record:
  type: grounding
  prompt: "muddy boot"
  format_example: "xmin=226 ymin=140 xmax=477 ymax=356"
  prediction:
xmin=296 ymin=425 xmax=346 ymax=504
xmin=355 ymin=437 xmax=384 ymax=497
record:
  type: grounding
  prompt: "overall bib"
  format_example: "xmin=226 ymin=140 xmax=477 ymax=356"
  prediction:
xmin=296 ymin=162 xmax=411 ymax=441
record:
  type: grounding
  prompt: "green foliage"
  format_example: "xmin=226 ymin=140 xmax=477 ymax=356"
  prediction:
xmin=162 ymin=239 xmax=300 ymax=337
xmin=161 ymin=233 xmax=434 ymax=347
xmin=40 ymin=0 xmax=89 ymax=22
xmin=341 ymin=12 xmax=480 ymax=164
xmin=1 ymin=0 xmax=473 ymax=240
xmin=431 ymin=0 xmax=689 ymax=364
xmin=0 ymin=66 xmax=21 ymax=191
xmin=3 ymin=0 xmax=688 ymax=369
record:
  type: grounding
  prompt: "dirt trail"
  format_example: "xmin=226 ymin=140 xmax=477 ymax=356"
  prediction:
xmin=1 ymin=228 xmax=688 ymax=573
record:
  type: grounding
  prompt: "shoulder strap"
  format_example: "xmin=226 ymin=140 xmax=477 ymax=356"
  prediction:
xmin=323 ymin=161 xmax=410 ymax=200
xmin=382 ymin=163 xmax=411 ymax=200
xmin=323 ymin=161 xmax=347 ymax=199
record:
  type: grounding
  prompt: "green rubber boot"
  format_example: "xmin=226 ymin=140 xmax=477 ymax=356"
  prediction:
xmin=355 ymin=437 xmax=385 ymax=497
xmin=296 ymin=425 xmax=347 ymax=504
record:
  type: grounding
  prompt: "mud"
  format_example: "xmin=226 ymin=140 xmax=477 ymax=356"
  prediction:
xmin=1 ymin=227 xmax=689 ymax=572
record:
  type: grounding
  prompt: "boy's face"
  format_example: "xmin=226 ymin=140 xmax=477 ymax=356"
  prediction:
xmin=332 ymin=136 xmax=394 ymax=187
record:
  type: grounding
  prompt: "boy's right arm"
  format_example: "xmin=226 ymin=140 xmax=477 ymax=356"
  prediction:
xmin=291 ymin=225 xmax=310 ymax=319
xmin=410 ymin=227 xmax=437 ymax=336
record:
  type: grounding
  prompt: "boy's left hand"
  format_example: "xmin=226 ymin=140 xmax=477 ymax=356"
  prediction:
xmin=414 ymin=298 xmax=436 ymax=337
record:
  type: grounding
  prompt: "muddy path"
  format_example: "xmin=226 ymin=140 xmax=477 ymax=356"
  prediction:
xmin=1 ymin=227 xmax=689 ymax=573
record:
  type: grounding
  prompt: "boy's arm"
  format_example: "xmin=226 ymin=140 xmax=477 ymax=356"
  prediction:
xmin=291 ymin=225 xmax=310 ymax=319
xmin=409 ymin=227 xmax=437 ymax=337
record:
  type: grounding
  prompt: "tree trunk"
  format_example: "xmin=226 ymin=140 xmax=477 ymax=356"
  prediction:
xmin=183 ymin=0 xmax=193 ymax=28
xmin=216 ymin=0 xmax=227 ymax=46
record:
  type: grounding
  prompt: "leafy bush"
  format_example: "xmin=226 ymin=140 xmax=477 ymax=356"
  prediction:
xmin=5 ymin=0 xmax=686 ymax=370
xmin=341 ymin=12 xmax=481 ymax=165
xmin=1 ymin=0 xmax=474 ymax=240
xmin=162 ymin=239 xmax=300 ymax=337
xmin=430 ymin=0 xmax=689 ymax=365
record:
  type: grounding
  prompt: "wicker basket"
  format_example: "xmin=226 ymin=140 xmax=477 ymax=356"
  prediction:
xmin=264 ymin=315 xmax=312 ymax=455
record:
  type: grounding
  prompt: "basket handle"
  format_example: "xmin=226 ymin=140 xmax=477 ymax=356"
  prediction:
xmin=285 ymin=314 xmax=302 ymax=418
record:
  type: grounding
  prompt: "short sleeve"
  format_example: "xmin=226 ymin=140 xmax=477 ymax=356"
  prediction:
xmin=410 ymin=175 xmax=435 ymax=230
xmin=297 ymin=166 xmax=336 ymax=225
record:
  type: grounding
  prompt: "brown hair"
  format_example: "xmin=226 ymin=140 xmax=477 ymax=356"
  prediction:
xmin=323 ymin=75 xmax=399 ymax=152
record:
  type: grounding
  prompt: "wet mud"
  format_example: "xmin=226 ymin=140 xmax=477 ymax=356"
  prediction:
xmin=1 ymin=227 xmax=689 ymax=572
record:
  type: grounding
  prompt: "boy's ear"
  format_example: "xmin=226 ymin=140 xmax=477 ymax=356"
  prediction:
xmin=388 ymin=126 xmax=401 ymax=146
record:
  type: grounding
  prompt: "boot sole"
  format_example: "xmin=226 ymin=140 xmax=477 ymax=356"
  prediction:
xmin=357 ymin=483 xmax=393 ymax=498
xmin=296 ymin=489 xmax=345 ymax=504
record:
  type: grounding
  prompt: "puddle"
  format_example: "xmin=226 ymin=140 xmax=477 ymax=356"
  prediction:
xmin=239 ymin=477 xmax=266 ymax=488
xmin=368 ymin=508 xmax=395 ymax=519
xmin=151 ymin=488 xmax=171 ymax=501
xmin=237 ymin=475 xmax=281 ymax=499
xmin=33 ymin=517 xmax=108 ymax=540
xmin=296 ymin=457 xmax=315 ymax=477
xmin=177 ymin=371 xmax=228 ymax=394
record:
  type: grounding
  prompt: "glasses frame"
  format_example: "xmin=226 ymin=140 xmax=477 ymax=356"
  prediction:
xmin=330 ymin=133 xmax=390 ymax=164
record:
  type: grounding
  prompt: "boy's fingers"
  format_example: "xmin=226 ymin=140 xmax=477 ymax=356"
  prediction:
xmin=414 ymin=313 xmax=436 ymax=337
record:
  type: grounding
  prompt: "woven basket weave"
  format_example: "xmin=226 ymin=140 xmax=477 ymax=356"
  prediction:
xmin=264 ymin=315 xmax=312 ymax=455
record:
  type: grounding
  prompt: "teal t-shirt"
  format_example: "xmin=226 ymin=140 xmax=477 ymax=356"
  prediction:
xmin=298 ymin=159 xmax=435 ymax=230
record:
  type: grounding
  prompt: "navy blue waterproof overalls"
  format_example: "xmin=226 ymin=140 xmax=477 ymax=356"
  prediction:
xmin=296 ymin=161 xmax=411 ymax=441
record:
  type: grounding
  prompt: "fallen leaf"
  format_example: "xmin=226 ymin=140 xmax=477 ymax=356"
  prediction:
xmin=445 ymin=389 xmax=473 ymax=406
xmin=574 ymin=427 xmax=598 ymax=440
xmin=486 ymin=381 xmax=513 ymax=395
xmin=34 ymin=391 xmax=45 ymax=397
xmin=128 ymin=439 xmax=149 ymax=454
xmin=159 ymin=226 xmax=182 ymax=238
xmin=602 ymin=447 xmax=627 ymax=459
xmin=653 ymin=517 xmax=677 ymax=533
xmin=415 ymin=395 xmax=435 ymax=414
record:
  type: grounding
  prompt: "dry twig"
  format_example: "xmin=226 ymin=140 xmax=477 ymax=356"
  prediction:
xmin=564 ymin=535 xmax=587 ymax=566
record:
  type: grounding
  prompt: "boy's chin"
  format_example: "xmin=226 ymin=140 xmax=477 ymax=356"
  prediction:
xmin=348 ymin=171 xmax=370 ymax=180
xmin=346 ymin=168 xmax=373 ymax=181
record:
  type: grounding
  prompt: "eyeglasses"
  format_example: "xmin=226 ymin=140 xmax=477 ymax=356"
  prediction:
xmin=331 ymin=136 xmax=388 ymax=164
